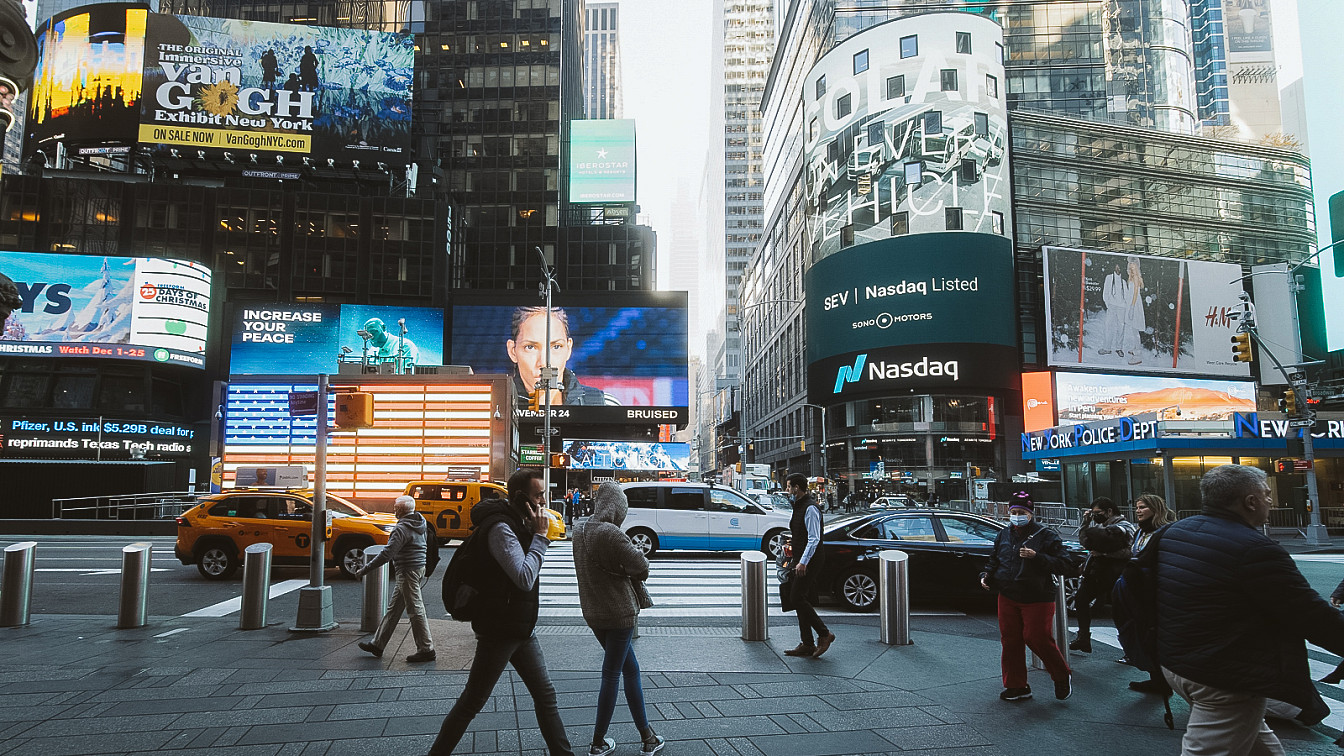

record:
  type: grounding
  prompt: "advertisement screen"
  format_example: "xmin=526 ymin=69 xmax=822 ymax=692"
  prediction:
xmin=1054 ymin=372 xmax=1255 ymax=426
xmin=28 ymin=4 xmax=414 ymax=164
xmin=451 ymin=292 xmax=688 ymax=425
xmin=0 ymin=415 xmax=197 ymax=459
xmin=805 ymin=233 xmax=1018 ymax=402
xmin=569 ymin=119 xmax=636 ymax=203
xmin=1043 ymin=246 xmax=1250 ymax=378
xmin=229 ymin=304 xmax=444 ymax=375
xmin=562 ymin=440 xmax=690 ymax=471
xmin=1021 ymin=371 xmax=1056 ymax=433
xmin=1222 ymin=0 xmax=1273 ymax=54
xmin=1 ymin=251 xmax=211 ymax=367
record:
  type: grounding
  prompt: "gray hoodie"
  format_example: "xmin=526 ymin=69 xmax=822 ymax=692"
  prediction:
xmin=363 ymin=511 xmax=428 ymax=573
xmin=573 ymin=482 xmax=650 ymax=629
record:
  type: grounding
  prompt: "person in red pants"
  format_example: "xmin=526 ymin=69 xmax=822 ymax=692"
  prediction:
xmin=980 ymin=492 xmax=1074 ymax=702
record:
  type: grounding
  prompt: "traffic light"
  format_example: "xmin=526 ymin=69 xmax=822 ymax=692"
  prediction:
xmin=1230 ymin=332 xmax=1253 ymax=362
xmin=549 ymin=453 xmax=570 ymax=468
xmin=969 ymin=466 xmax=981 ymax=477
xmin=334 ymin=392 xmax=374 ymax=429
xmin=1284 ymin=389 xmax=1298 ymax=416
xmin=527 ymin=390 xmax=542 ymax=413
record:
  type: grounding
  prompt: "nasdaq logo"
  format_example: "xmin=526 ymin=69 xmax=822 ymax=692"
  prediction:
xmin=833 ymin=354 xmax=867 ymax=393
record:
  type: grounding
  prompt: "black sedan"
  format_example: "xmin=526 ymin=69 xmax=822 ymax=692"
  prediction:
xmin=812 ymin=509 xmax=1081 ymax=611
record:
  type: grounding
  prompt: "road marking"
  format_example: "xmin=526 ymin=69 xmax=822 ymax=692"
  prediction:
xmin=34 ymin=568 xmax=171 ymax=575
xmin=180 ymin=579 xmax=309 ymax=618
xmin=153 ymin=628 xmax=190 ymax=638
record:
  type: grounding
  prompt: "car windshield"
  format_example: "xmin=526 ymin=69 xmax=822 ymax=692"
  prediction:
xmin=321 ymin=494 xmax=367 ymax=518
xmin=823 ymin=513 xmax=872 ymax=533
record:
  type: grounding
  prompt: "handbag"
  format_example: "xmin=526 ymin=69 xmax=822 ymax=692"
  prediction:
xmin=778 ymin=565 xmax=796 ymax=613
xmin=631 ymin=577 xmax=655 ymax=609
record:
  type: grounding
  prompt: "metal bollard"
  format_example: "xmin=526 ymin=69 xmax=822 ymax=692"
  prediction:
xmin=360 ymin=545 xmax=389 ymax=633
xmin=740 ymin=550 xmax=768 ymax=641
xmin=117 ymin=542 xmax=152 ymax=629
xmin=879 ymin=550 xmax=912 ymax=645
xmin=239 ymin=543 xmax=274 ymax=630
xmin=0 ymin=541 xmax=37 ymax=627
xmin=1032 ymin=578 xmax=1071 ymax=670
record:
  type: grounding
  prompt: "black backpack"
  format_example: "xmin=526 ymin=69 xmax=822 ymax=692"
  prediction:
xmin=440 ymin=524 xmax=491 ymax=621
xmin=1112 ymin=526 xmax=1174 ymax=729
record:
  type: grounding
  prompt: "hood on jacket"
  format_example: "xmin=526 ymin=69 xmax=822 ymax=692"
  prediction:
xmin=471 ymin=496 xmax=518 ymax=529
xmin=591 ymin=482 xmax=627 ymax=526
xmin=400 ymin=510 xmax=428 ymax=535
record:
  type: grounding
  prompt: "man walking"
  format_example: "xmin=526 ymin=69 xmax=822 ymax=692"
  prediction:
xmin=429 ymin=469 xmax=572 ymax=755
xmin=1158 ymin=464 xmax=1344 ymax=753
xmin=354 ymin=495 xmax=435 ymax=663
xmin=782 ymin=473 xmax=835 ymax=658
xmin=1069 ymin=497 xmax=1136 ymax=653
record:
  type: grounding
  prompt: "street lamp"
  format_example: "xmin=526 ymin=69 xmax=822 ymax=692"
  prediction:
xmin=800 ymin=403 xmax=828 ymax=481
xmin=535 ymin=247 xmax=560 ymax=501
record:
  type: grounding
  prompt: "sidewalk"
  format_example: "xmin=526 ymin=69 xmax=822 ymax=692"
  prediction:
xmin=1 ymin=611 xmax=1338 ymax=755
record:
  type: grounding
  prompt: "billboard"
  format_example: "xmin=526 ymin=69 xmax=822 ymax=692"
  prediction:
xmin=562 ymin=440 xmax=691 ymax=471
xmin=803 ymin=13 xmax=1009 ymax=258
xmin=805 ymin=233 xmax=1018 ymax=402
xmin=451 ymin=291 xmax=688 ymax=426
xmin=569 ymin=119 xmax=636 ymax=203
xmin=1053 ymin=372 xmax=1255 ymax=426
xmin=1223 ymin=0 xmax=1273 ymax=54
xmin=28 ymin=4 xmax=414 ymax=164
xmin=1 ymin=251 xmax=211 ymax=368
xmin=229 ymin=303 xmax=444 ymax=375
xmin=0 ymin=415 xmax=197 ymax=459
xmin=1043 ymin=246 xmax=1250 ymax=378
xmin=1021 ymin=371 xmax=1056 ymax=433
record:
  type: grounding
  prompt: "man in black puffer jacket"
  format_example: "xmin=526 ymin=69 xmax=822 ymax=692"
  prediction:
xmin=1158 ymin=464 xmax=1344 ymax=754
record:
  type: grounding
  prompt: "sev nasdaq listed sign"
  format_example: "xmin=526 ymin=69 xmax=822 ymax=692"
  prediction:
xmin=0 ymin=416 xmax=196 ymax=459
xmin=1 ymin=251 xmax=211 ymax=367
xmin=1043 ymin=246 xmax=1250 ymax=378
xmin=229 ymin=303 xmax=444 ymax=375
xmin=569 ymin=119 xmax=636 ymax=203
xmin=27 ymin=4 xmax=413 ymax=163
xmin=806 ymin=233 xmax=1017 ymax=403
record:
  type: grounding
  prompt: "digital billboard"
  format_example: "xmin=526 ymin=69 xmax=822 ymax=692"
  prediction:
xmin=562 ymin=440 xmax=690 ymax=471
xmin=28 ymin=4 xmax=414 ymax=164
xmin=803 ymin=13 xmax=1009 ymax=258
xmin=1053 ymin=372 xmax=1255 ymax=427
xmin=451 ymin=291 xmax=688 ymax=426
xmin=1043 ymin=246 xmax=1250 ymax=378
xmin=0 ymin=415 xmax=197 ymax=459
xmin=805 ymin=233 xmax=1018 ymax=402
xmin=229 ymin=303 xmax=444 ymax=375
xmin=569 ymin=119 xmax=636 ymax=203
xmin=1 ymin=251 xmax=211 ymax=367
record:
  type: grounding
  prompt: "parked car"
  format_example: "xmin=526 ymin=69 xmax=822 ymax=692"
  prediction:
xmin=813 ymin=509 xmax=1083 ymax=611
xmin=404 ymin=480 xmax=565 ymax=542
xmin=751 ymin=492 xmax=793 ymax=512
xmin=620 ymin=482 xmax=792 ymax=559
xmin=871 ymin=495 xmax=914 ymax=509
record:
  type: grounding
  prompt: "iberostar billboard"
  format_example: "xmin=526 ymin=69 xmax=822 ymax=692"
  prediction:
xmin=806 ymin=233 xmax=1017 ymax=402
xmin=1043 ymin=246 xmax=1250 ymax=378
xmin=229 ymin=304 xmax=443 ymax=375
xmin=1 ymin=251 xmax=212 ymax=368
xmin=569 ymin=119 xmax=636 ymax=203
xmin=28 ymin=4 xmax=414 ymax=164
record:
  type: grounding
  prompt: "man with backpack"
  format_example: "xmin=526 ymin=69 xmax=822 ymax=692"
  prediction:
xmin=430 ymin=468 xmax=572 ymax=755
xmin=354 ymin=495 xmax=436 ymax=663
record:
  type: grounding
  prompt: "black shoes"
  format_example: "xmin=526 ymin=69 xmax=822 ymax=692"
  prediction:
xmin=1000 ymin=686 xmax=1032 ymax=701
xmin=1054 ymin=676 xmax=1072 ymax=700
xmin=357 ymin=641 xmax=382 ymax=658
xmin=1068 ymin=635 xmax=1092 ymax=653
xmin=406 ymin=650 xmax=437 ymax=663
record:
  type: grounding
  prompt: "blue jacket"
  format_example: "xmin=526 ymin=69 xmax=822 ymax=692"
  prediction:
xmin=1157 ymin=509 xmax=1344 ymax=725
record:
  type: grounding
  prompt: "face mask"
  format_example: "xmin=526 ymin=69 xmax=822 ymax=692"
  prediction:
xmin=1009 ymin=514 xmax=1030 ymax=527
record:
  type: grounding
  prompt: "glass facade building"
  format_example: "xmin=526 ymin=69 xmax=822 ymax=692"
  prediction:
xmin=584 ymin=2 xmax=622 ymax=119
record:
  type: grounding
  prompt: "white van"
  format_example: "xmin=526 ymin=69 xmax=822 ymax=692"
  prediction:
xmin=619 ymin=482 xmax=791 ymax=559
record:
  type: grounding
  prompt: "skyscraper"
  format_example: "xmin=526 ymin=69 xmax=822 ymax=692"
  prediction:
xmin=584 ymin=1 xmax=622 ymax=119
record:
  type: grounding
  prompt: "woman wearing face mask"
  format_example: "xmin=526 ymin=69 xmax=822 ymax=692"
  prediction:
xmin=1125 ymin=494 xmax=1173 ymax=694
xmin=980 ymin=492 xmax=1075 ymax=703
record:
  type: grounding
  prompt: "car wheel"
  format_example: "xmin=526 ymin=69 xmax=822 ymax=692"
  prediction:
xmin=838 ymin=567 xmax=879 ymax=612
xmin=196 ymin=542 xmax=238 ymax=580
xmin=1062 ymin=576 xmax=1081 ymax=613
xmin=336 ymin=539 xmax=373 ymax=579
xmin=627 ymin=528 xmax=658 ymax=556
xmin=762 ymin=529 xmax=788 ymax=561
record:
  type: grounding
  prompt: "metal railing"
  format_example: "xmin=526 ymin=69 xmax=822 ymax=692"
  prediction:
xmin=51 ymin=491 xmax=201 ymax=520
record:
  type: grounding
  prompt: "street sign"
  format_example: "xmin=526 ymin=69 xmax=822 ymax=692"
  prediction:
xmin=288 ymin=391 xmax=319 ymax=416
xmin=1287 ymin=370 xmax=1306 ymax=383
xmin=533 ymin=427 xmax=560 ymax=436
xmin=1288 ymin=418 xmax=1315 ymax=428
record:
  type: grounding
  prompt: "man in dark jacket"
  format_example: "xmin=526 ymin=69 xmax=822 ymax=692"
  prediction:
xmin=1158 ymin=464 xmax=1344 ymax=753
xmin=783 ymin=473 xmax=835 ymax=658
xmin=980 ymin=492 xmax=1073 ymax=702
xmin=1069 ymin=497 xmax=1136 ymax=653
xmin=354 ymin=495 xmax=435 ymax=662
xmin=430 ymin=469 xmax=572 ymax=755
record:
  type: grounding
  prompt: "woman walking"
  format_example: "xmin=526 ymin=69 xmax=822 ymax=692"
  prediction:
xmin=573 ymin=482 xmax=665 ymax=756
xmin=1126 ymin=494 xmax=1173 ymax=694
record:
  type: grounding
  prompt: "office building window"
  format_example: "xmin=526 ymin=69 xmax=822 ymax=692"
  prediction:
xmin=815 ymin=75 xmax=826 ymax=99
xmin=900 ymin=35 xmax=918 ymax=59
xmin=924 ymin=111 xmax=942 ymax=133
xmin=991 ymin=211 xmax=1005 ymax=235
xmin=809 ymin=118 xmax=818 ymax=141
xmin=956 ymin=32 xmax=972 ymax=54
xmin=959 ymin=158 xmax=977 ymax=183
xmin=887 ymin=74 xmax=905 ymax=99
xmin=974 ymin=112 xmax=989 ymax=137
xmin=837 ymin=93 xmax=852 ymax=118
xmin=903 ymin=162 xmax=922 ymax=187
xmin=841 ymin=224 xmax=855 ymax=248
xmin=940 ymin=69 xmax=958 ymax=92
xmin=891 ymin=212 xmax=909 ymax=236
xmin=945 ymin=207 xmax=963 ymax=230
xmin=986 ymin=74 xmax=999 ymax=98
xmin=854 ymin=49 xmax=869 ymax=74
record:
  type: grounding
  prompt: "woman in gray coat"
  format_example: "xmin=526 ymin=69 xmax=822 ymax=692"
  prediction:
xmin=573 ymin=482 xmax=665 ymax=756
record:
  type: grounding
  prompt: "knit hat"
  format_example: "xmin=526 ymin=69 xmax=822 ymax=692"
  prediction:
xmin=1008 ymin=491 xmax=1034 ymax=512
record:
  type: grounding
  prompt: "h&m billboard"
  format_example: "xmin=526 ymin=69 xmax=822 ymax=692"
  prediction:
xmin=27 ymin=4 xmax=413 ymax=164
xmin=569 ymin=119 xmax=636 ymax=203
xmin=805 ymin=233 xmax=1018 ymax=402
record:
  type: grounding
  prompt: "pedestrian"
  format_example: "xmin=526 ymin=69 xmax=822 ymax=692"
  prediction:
xmin=979 ymin=491 xmax=1073 ymax=702
xmin=1125 ymin=493 xmax=1173 ymax=694
xmin=573 ymin=482 xmax=665 ymax=756
xmin=1069 ymin=497 xmax=1136 ymax=653
xmin=354 ymin=495 xmax=435 ymax=663
xmin=429 ymin=469 xmax=573 ymax=755
xmin=1157 ymin=464 xmax=1344 ymax=753
xmin=782 ymin=473 xmax=835 ymax=658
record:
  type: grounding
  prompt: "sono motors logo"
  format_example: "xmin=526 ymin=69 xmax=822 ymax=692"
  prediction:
xmin=851 ymin=311 xmax=932 ymax=331
xmin=139 ymin=283 xmax=158 ymax=300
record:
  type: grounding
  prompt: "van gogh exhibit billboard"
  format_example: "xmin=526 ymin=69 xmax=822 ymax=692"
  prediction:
xmin=27 ymin=4 xmax=413 ymax=164
xmin=569 ymin=119 xmax=636 ymax=203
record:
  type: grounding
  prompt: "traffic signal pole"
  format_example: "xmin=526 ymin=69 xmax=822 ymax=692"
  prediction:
xmin=537 ymin=248 xmax=560 ymax=500
xmin=293 ymin=372 xmax=337 ymax=631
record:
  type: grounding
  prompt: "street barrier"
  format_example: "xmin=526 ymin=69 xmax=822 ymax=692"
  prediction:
xmin=740 ymin=550 xmax=768 ymax=642
xmin=878 ymin=550 xmax=912 ymax=645
xmin=360 ymin=545 xmax=388 ymax=633
xmin=117 ymin=542 xmax=153 ymax=628
xmin=1032 ymin=578 xmax=1070 ymax=670
xmin=239 ymin=543 xmax=274 ymax=631
xmin=0 ymin=541 xmax=37 ymax=627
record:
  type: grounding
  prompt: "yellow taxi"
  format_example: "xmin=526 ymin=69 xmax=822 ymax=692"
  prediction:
xmin=174 ymin=488 xmax=396 ymax=580
xmin=403 ymin=480 xmax=566 ymax=542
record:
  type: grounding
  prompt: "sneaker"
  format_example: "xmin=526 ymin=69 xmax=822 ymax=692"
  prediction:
xmin=1129 ymin=678 xmax=1171 ymax=694
xmin=1068 ymin=635 xmax=1092 ymax=653
xmin=639 ymin=729 xmax=666 ymax=756
xmin=589 ymin=737 xmax=615 ymax=756
xmin=1000 ymin=686 xmax=1032 ymax=701
xmin=1054 ymin=676 xmax=1072 ymax=700
xmin=783 ymin=643 xmax=816 ymax=657
xmin=357 ymin=641 xmax=382 ymax=658
xmin=406 ymin=650 xmax=436 ymax=663
xmin=812 ymin=632 xmax=836 ymax=658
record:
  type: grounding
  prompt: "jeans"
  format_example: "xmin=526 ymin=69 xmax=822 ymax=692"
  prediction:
xmin=791 ymin=567 xmax=828 ymax=646
xmin=430 ymin=634 xmax=573 ymax=755
xmin=997 ymin=594 xmax=1070 ymax=689
xmin=371 ymin=565 xmax=432 ymax=654
xmin=591 ymin=627 xmax=650 ymax=745
xmin=1163 ymin=667 xmax=1285 ymax=756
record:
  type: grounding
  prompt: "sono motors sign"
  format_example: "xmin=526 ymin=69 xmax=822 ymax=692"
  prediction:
xmin=805 ymin=234 xmax=1017 ymax=402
